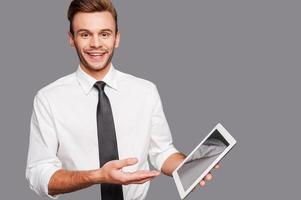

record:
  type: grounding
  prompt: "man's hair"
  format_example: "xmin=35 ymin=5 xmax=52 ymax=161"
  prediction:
xmin=67 ymin=0 xmax=118 ymax=35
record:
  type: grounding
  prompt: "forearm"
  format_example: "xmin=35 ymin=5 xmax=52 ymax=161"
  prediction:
xmin=48 ymin=168 xmax=101 ymax=196
xmin=161 ymin=152 xmax=186 ymax=176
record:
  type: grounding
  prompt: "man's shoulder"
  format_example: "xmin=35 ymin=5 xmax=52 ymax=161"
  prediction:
xmin=116 ymin=70 xmax=156 ymax=90
xmin=37 ymin=72 xmax=77 ymax=97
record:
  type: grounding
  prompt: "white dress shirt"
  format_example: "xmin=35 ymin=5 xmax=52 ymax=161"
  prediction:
xmin=26 ymin=65 xmax=178 ymax=200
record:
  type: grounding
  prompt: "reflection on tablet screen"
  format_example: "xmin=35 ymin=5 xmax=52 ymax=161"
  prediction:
xmin=177 ymin=129 xmax=229 ymax=191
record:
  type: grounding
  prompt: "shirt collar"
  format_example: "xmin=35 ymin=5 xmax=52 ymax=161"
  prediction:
xmin=76 ymin=64 xmax=118 ymax=95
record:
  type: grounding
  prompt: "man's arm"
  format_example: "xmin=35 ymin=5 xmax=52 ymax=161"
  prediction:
xmin=48 ymin=158 xmax=160 ymax=196
xmin=160 ymin=152 xmax=186 ymax=176
xmin=48 ymin=169 xmax=95 ymax=196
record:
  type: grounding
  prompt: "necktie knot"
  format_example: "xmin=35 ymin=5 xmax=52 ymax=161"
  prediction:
xmin=94 ymin=81 xmax=106 ymax=91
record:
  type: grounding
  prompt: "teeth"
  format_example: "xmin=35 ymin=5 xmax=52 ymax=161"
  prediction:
xmin=87 ymin=52 xmax=105 ymax=56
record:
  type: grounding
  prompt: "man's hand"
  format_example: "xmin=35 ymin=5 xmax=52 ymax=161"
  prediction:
xmin=161 ymin=153 xmax=221 ymax=189
xmin=96 ymin=158 xmax=160 ymax=185
xmin=197 ymin=163 xmax=220 ymax=188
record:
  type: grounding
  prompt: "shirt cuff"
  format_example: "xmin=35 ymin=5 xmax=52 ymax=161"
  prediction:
xmin=28 ymin=165 xmax=61 ymax=199
xmin=43 ymin=166 xmax=61 ymax=199
xmin=157 ymin=146 xmax=179 ymax=171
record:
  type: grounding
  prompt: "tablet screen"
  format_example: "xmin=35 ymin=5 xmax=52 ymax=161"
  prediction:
xmin=177 ymin=129 xmax=229 ymax=191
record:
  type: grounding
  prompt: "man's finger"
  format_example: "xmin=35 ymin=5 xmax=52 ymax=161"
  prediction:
xmin=129 ymin=177 xmax=154 ymax=184
xmin=214 ymin=163 xmax=220 ymax=169
xmin=123 ymin=170 xmax=160 ymax=183
xmin=199 ymin=180 xmax=206 ymax=187
xmin=204 ymin=173 xmax=213 ymax=181
xmin=112 ymin=158 xmax=138 ymax=169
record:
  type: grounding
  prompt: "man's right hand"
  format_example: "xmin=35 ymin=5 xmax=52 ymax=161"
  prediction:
xmin=94 ymin=158 xmax=160 ymax=185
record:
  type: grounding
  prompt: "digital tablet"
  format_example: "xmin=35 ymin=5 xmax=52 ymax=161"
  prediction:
xmin=172 ymin=123 xmax=237 ymax=199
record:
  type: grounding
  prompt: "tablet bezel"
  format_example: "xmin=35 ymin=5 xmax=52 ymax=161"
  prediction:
xmin=172 ymin=123 xmax=237 ymax=199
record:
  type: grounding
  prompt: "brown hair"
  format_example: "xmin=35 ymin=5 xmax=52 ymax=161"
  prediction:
xmin=67 ymin=0 xmax=118 ymax=35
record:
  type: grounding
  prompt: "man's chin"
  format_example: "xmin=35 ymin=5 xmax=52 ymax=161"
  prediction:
xmin=87 ymin=64 xmax=110 ymax=71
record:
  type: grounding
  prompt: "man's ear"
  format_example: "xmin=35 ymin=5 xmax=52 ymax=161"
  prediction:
xmin=114 ymin=31 xmax=120 ymax=48
xmin=68 ymin=32 xmax=75 ymax=47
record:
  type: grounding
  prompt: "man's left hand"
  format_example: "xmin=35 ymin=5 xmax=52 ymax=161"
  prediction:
xmin=198 ymin=163 xmax=220 ymax=188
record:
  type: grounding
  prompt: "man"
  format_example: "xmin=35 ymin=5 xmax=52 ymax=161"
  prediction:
xmin=26 ymin=0 xmax=218 ymax=199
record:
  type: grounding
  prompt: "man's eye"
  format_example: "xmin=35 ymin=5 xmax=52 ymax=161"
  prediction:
xmin=81 ymin=33 xmax=89 ymax=38
xmin=101 ymin=32 xmax=110 ymax=38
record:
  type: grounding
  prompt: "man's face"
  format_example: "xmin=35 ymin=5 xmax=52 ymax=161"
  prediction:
xmin=68 ymin=11 xmax=120 ymax=74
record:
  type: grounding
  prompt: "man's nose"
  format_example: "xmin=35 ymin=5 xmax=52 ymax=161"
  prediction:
xmin=90 ymin=35 xmax=102 ymax=48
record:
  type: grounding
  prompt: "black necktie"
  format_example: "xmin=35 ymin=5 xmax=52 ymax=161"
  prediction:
xmin=94 ymin=81 xmax=124 ymax=200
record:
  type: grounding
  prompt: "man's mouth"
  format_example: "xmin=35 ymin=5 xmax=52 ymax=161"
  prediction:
xmin=85 ymin=51 xmax=108 ymax=61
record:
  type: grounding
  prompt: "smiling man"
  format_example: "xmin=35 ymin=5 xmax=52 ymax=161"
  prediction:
xmin=70 ymin=11 xmax=118 ymax=80
xmin=26 ymin=0 xmax=217 ymax=199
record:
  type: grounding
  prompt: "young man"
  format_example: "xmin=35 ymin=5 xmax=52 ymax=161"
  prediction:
xmin=26 ymin=0 xmax=218 ymax=199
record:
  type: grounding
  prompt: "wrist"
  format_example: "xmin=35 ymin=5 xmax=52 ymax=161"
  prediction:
xmin=89 ymin=168 xmax=104 ymax=184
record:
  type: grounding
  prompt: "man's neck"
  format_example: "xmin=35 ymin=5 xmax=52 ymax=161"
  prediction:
xmin=80 ymin=64 xmax=111 ymax=81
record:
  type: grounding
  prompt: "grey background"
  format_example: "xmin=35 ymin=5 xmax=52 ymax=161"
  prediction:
xmin=0 ymin=0 xmax=300 ymax=199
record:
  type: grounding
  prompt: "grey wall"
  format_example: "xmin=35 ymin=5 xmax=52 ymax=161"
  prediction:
xmin=0 ymin=0 xmax=300 ymax=199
